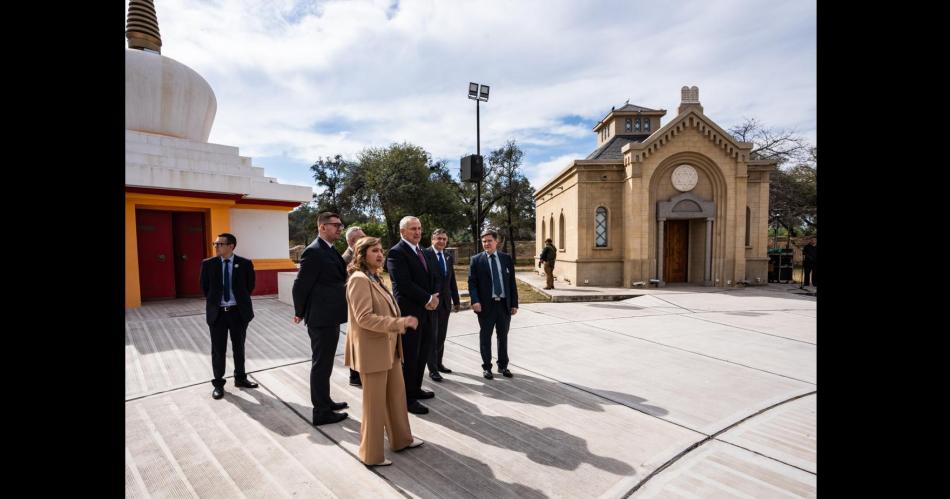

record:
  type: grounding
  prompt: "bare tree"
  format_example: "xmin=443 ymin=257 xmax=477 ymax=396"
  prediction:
xmin=731 ymin=119 xmax=817 ymax=246
xmin=730 ymin=117 xmax=811 ymax=165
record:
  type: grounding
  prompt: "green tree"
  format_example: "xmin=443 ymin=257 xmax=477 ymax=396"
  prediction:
xmin=347 ymin=143 xmax=465 ymax=248
xmin=453 ymin=174 xmax=503 ymax=255
xmin=310 ymin=154 xmax=355 ymax=215
xmin=730 ymin=119 xmax=816 ymax=245
xmin=485 ymin=140 xmax=535 ymax=258
xmin=288 ymin=202 xmax=319 ymax=246
xmin=769 ymin=157 xmax=817 ymax=241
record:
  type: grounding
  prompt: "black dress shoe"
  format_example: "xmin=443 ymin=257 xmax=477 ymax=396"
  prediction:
xmin=483 ymin=370 xmax=494 ymax=380
xmin=437 ymin=365 xmax=453 ymax=374
xmin=234 ymin=379 xmax=258 ymax=388
xmin=499 ymin=368 xmax=513 ymax=378
xmin=330 ymin=401 xmax=349 ymax=411
xmin=212 ymin=387 xmax=224 ymax=399
xmin=313 ymin=412 xmax=348 ymax=425
xmin=416 ymin=389 xmax=435 ymax=399
xmin=429 ymin=371 xmax=444 ymax=382
xmin=349 ymin=379 xmax=362 ymax=387
xmin=407 ymin=401 xmax=429 ymax=415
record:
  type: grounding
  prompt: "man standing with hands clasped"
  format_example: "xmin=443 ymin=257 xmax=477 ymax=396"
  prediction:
xmin=468 ymin=229 xmax=518 ymax=380
xmin=386 ymin=216 xmax=442 ymax=415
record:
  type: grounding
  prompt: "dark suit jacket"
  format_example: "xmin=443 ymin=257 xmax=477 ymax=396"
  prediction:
xmin=468 ymin=251 xmax=519 ymax=311
xmin=803 ymin=244 xmax=817 ymax=264
xmin=292 ymin=238 xmax=348 ymax=327
xmin=386 ymin=239 xmax=442 ymax=319
xmin=539 ymin=244 xmax=557 ymax=266
xmin=200 ymin=254 xmax=255 ymax=326
xmin=425 ymin=247 xmax=461 ymax=311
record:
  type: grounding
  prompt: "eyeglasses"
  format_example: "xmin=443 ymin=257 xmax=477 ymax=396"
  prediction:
xmin=212 ymin=242 xmax=233 ymax=246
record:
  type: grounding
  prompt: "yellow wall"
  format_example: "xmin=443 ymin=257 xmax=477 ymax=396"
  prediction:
xmin=125 ymin=192 xmax=234 ymax=308
xmin=125 ymin=191 xmax=299 ymax=308
xmin=254 ymin=258 xmax=297 ymax=270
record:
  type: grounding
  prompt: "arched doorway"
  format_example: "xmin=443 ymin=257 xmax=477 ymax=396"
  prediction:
xmin=657 ymin=192 xmax=715 ymax=285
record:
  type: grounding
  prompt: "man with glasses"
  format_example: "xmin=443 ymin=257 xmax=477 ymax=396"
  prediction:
xmin=200 ymin=233 xmax=257 ymax=400
xmin=292 ymin=212 xmax=350 ymax=425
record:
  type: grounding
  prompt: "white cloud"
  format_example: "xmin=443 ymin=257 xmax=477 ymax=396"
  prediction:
xmin=525 ymin=153 xmax=586 ymax=191
xmin=132 ymin=0 xmax=816 ymax=186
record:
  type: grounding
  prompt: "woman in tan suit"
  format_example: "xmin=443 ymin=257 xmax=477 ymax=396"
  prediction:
xmin=345 ymin=236 xmax=424 ymax=466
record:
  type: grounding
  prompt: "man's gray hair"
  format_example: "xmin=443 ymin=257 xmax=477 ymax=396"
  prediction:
xmin=345 ymin=226 xmax=364 ymax=244
xmin=399 ymin=216 xmax=419 ymax=230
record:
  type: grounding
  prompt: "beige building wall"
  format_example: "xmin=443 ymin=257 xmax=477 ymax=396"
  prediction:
xmin=535 ymin=87 xmax=777 ymax=288
xmin=535 ymin=166 xmax=580 ymax=285
xmin=575 ymin=163 xmax=625 ymax=286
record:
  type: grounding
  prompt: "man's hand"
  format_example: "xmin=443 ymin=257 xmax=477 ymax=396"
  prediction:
xmin=426 ymin=293 xmax=440 ymax=310
xmin=404 ymin=316 xmax=419 ymax=329
xmin=453 ymin=304 xmax=460 ymax=313
xmin=293 ymin=316 xmax=302 ymax=324
xmin=511 ymin=307 xmax=518 ymax=316
xmin=472 ymin=302 xmax=482 ymax=313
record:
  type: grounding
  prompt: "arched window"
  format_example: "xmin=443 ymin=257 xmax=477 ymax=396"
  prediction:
xmin=644 ymin=117 xmax=651 ymax=132
xmin=625 ymin=118 xmax=632 ymax=132
xmin=595 ymin=207 xmax=608 ymax=247
xmin=634 ymin=117 xmax=641 ymax=132
xmin=541 ymin=218 xmax=546 ymax=242
xmin=745 ymin=206 xmax=751 ymax=246
xmin=559 ymin=213 xmax=566 ymax=250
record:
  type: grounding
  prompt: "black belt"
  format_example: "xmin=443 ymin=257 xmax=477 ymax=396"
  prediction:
xmin=220 ymin=305 xmax=239 ymax=312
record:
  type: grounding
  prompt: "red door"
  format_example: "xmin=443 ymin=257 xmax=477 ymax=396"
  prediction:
xmin=136 ymin=210 xmax=176 ymax=300
xmin=173 ymin=212 xmax=206 ymax=297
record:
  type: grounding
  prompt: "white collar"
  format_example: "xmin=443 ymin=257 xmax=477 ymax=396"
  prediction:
xmin=401 ymin=238 xmax=419 ymax=252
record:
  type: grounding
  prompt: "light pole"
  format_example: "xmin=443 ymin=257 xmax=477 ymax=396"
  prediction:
xmin=467 ymin=82 xmax=489 ymax=250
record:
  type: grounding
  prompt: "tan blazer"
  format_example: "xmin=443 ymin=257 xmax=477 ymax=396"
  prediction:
xmin=344 ymin=270 xmax=406 ymax=374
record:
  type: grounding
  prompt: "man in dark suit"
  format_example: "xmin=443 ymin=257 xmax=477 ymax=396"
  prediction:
xmin=386 ymin=216 xmax=442 ymax=415
xmin=468 ymin=229 xmax=519 ymax=380
xmin=425 ymin=228 xmax=460 ymax=382
xmin=801 ymin=237 xmax=817 ymax=289
xmin=200 ymin=232 xmax=258 ymax=400
xmin=292 ymin=212 xmax=350 ymax=425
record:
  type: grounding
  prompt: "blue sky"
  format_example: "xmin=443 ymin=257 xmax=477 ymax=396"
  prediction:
xmin=140 ymin=0 xmax=816 ymax=192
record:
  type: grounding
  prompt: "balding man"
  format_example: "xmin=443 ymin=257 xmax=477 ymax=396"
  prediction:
xmin=342 ymin=226 xmax=365 ymax=266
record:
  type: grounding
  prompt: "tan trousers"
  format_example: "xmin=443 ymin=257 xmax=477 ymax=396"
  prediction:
xmin=544 ymin=263 xmax=555 ymax=288
xmin=359 ymin=358 xmax=413 ymax=464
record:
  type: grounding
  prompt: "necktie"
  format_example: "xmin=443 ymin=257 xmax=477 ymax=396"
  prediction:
xmin=490 ymin=254 xmax=503 ymax=297
xmin=437 ymin=252 xmax=447 ymax=277
xmin=415 ymin=247 xmax=428 ymax=272
xmin=223 ymin=258 xmax=231 ymax=302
